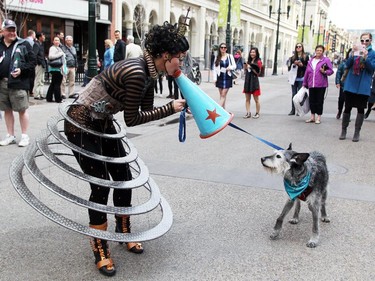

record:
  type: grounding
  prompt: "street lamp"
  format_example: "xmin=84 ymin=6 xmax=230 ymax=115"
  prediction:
xmin=225 ymin=0 xmax=232 ymax=54
xmin=317 ymin=10 xmax=326 ymax=45
xmin=269 ymin=0 xmax=290 ymax=76
xmin=88 ymin=0 xmax=99 ymax=79
xmin=301 ymin=0 xmax=311 ymax=43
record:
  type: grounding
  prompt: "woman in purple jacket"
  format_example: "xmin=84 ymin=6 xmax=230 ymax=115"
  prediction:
xmin=303 ymin=45 xmax=334 ymax=124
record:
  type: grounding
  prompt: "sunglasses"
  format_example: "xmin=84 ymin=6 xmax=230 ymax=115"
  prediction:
xmin=220 ymin=46 xmax=227 ymax=49
xmin=361 ymin=39 xmax=370 ymax=43
xmin=296 ymin=45 xmax=302 ymax=48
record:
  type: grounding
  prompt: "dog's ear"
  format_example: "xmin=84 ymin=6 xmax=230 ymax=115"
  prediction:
xmin=290 ymin=153 xmax=310 ymax=166
xmin=287 ymin=143 xmax=292 ymax=150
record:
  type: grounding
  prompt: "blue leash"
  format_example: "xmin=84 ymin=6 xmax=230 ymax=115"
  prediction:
xmin=178 ymin=111 xmax=283 ymax=150
xmin=228 ymin=122 xmax=284 ymax=150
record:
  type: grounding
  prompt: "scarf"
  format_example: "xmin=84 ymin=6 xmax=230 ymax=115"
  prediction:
xmin=284 ymin=171 xmax=311 ymax=201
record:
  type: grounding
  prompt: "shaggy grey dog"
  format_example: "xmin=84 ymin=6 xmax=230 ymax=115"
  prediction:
xmin=261 ymin=144 xmax=330 ymax=248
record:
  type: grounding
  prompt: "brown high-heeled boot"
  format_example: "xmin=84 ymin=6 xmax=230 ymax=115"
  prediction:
xmin=115 ymin=215 xmax=144 ymax=254
xmin=90 ymin=222 xmax=116 ymax=276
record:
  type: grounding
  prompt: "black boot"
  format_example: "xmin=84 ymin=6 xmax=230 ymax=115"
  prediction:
xmin=365 ymin=108 xmax=371 ymax=119
xmin=352 ymin=113 xmax=364 ymax=142
xmin=339 ymin=113 xmax=350 ymax=140
xmin=90 ymin=222 xmax=116 ymax=276
xmin=288 ymin=110 xmax=295 ymax=116
xmin=115 ymin=215 xmax=144 ymax=254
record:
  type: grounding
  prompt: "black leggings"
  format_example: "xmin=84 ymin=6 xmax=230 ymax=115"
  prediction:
xmin=66 ymin=119 xmax=132 ymax=225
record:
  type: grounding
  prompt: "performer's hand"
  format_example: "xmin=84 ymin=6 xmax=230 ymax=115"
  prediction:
xmin=173 ymin=99 xmax=186 ymax=112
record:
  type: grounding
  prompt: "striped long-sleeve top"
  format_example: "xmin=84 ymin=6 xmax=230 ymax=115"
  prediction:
xmin=71 ymin=52 xmax=175 ymax=129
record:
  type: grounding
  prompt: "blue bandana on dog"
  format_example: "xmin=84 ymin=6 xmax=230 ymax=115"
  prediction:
xmin=284 ymin=172 xmax=311 ymax=201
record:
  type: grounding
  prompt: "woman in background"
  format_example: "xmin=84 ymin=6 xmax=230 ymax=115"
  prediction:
xmin=46 ymin=37 xmax=66 ymax=103
xmin=303 ymin=45 xmax=333 ymax=124
xmin=287 ymin=43 xmax=309 ymax=115
xmin=212 ymin=43 xmax=236 ymax=109
xmin=103 ymin=39 xmax=114 ymax=69
xmin=243 ymin=47 xmax=262 ymax=119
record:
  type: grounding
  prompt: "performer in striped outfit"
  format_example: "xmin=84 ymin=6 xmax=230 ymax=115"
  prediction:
xmin=64 ymin=21 xmax=189 ymax=276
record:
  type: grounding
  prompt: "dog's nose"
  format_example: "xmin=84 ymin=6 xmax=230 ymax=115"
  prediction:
xmin=261 ymin=157 xmax=265 ymax=163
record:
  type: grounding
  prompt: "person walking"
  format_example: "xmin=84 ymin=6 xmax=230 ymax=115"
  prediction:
xmin=113 ymin=30 xmax=126 ymax=62
xmin=64 ymin=21 xmax=188 ymax=277
xmin=125 ymin=35 xmax=143 ymax=59
xmin=46 ymin=37 xmax=66 ymax=103
xmin=0 ymin=19 xmax=36 ymax=147
xmin=61 ymin=35 xmax=77 ymax=98
xmin=242 ymin=47 xmax=262 ymax=119
xmin=340 ymin=33 xmax=375 ymax=141
xmin=103 ymin=39 xmax=114 ymax=69
xmin=303 ymin=45 xmax=333 ymax=124
xmin=287 ymin=43 xmax=309 ymax=115
xmin=335 ymin=48 xmax=351 ymax=119
xmin=33 ymin=32 xmax=46 ymax=100
xmin=212 ymin=43 xmax=236 ymax=109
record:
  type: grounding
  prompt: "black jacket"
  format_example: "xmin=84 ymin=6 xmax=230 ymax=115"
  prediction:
xmin=0 ymin=37 xmax=37 ymax=90
xmin=35 ymin=40 xmax=46 ymax=68
xmin=113 ymin=39 xmax=126 ymax=62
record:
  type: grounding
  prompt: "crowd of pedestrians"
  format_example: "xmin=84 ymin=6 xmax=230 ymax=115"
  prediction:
xmin=0 ymin=19 xmax=374 ymax=149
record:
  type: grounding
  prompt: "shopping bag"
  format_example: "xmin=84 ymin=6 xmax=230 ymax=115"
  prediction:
xmin=288 ymin=65 xmax=298 ymax=85
xmin=293 ymin=86 xmax=310 ymax=116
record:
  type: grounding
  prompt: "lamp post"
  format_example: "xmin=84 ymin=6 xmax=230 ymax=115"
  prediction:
xmin=225 ymin=0 xmax=232 ymax=54
xmin=269 ymin=0 xmax=290 ymax=76
xmin=317 ymin=10 xmax=326 ymax=45
xmin=88 ymin=0 xmax=99 ymax=79
xmin=301 ymin=0 xmax=310 ymax=43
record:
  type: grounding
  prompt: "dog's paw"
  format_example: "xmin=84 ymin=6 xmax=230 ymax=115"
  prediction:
xmin=321 ymin=217 xmax=330 ymax=223
xmin=306 ymin=240 xmax=318 ymax=248
xmin=289 ymin=218 xmax=299 ymax=224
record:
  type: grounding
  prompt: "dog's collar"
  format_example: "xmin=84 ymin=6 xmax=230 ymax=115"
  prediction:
xmin=284 ymin=171 xmax=311 ymax=201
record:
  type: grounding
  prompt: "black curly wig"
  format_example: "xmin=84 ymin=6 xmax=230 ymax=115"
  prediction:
xmin=144 ymin=21 xmax=189 ymax=58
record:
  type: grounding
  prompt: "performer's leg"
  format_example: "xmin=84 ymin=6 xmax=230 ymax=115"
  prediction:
xmin=101 ymin=122 xmax=144 ymax=254
xmin=89 ymin=222 xmax=116 ymax=276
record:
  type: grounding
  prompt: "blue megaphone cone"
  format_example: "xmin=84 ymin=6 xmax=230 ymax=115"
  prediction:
xmin=173 ymin=70 xmax=234 ymax=139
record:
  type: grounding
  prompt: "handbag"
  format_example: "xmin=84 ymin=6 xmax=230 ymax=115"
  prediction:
xmin=231 ymin=70 xmax=238 ymax=79
xmin=288 ymin=65 xmax=298 ymax=85
xmin=48 ymin=56 xmax=63 ymax=67
xmin=293 ymin=86 xmax=310 ymax=116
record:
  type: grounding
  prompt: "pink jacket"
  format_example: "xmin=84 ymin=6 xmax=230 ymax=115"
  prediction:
xmin=303 ymin=56 xmax=333 ymax=88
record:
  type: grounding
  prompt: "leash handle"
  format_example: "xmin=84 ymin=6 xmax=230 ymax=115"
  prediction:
xmin=178 ymin=109 xmax=186 ymax=142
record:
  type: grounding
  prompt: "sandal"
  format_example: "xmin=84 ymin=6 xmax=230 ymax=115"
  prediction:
xmin=305 ymin=119 xmax=315 ymax=123
xmin=127 ymin=242 xmax=144 ymax=254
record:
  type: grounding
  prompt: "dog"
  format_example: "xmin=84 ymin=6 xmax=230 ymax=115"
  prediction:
xmin=261 ymin=143 xmax=330 ymax=248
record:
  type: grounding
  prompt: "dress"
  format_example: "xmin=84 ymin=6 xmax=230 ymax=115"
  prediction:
xmin=215 ymin=57 xmax=233 ymax=89
xmin=243 ymin=60 xmax=262 ymax=96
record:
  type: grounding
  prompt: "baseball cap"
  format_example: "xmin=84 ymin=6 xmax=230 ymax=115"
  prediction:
xmin=2 ymin=19 xmax=17 ymax=29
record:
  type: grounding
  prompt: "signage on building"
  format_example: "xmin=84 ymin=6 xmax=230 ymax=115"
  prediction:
xmin=6 ymin=0 xmax=110 ymax=23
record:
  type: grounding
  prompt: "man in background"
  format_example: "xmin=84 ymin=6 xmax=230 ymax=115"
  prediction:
xmin=0 ymin=19 xmax=36 ymax=147
xmin=61 ymin=35 xmax=77 ymax=99
xmin=125 ymin=35 xmax=143 ymax=59
xmin=113 ymin=30 xmax=126 ymax=62
xmin=33 ymin=32 xmax=46 ymax=100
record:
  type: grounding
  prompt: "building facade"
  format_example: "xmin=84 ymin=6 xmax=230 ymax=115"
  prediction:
xmin=2 ymin=0 xmax=356 ymax=73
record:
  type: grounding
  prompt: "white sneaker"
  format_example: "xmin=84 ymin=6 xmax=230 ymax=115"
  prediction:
xmin=18 ymin=134 xmax=30 ymax=147
xmin=0 ymin=134 xmax=16 ymax=146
